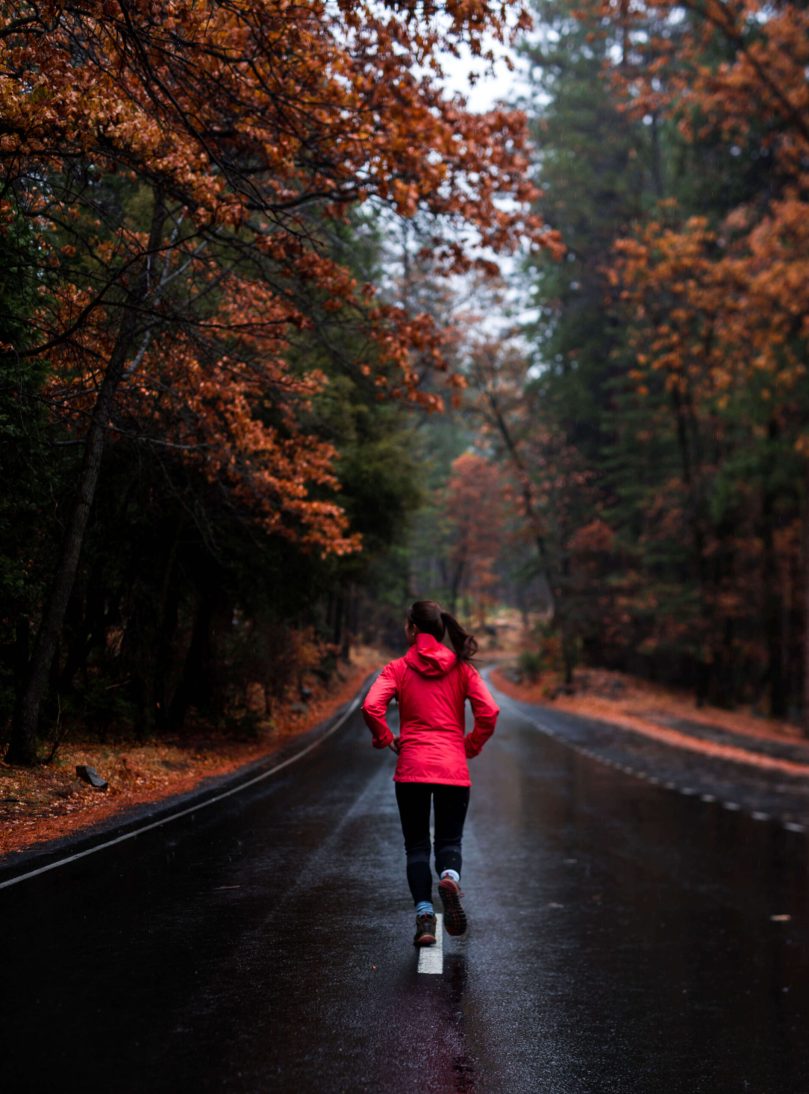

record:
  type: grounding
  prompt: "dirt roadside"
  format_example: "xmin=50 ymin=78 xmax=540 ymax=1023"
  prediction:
xmin=490 ymin=664 xmax=809 ymax=777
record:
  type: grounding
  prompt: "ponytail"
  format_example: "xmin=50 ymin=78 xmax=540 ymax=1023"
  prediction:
xmin=440 ymin=610 xmax=478 ymax=661
xmin=408 ymin=600 xmax=478 ymax=661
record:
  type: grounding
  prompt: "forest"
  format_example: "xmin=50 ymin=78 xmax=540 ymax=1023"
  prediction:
xmin=1 ymin=0 xmax=808 ymax=767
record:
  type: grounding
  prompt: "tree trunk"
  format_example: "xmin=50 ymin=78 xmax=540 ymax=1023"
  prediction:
xmin=332 ymin=590 xmax=344 ymax=650
xmin=670 ymin=386 xmax=714 ymax=706
xmin=803 ymin=462 xmax=809 ymax=737
xmin=762 ymin=484 xmax=786 ymax=718
xmin=167 ymin=588 xmax=215 ymax=731
xmin=448 ymin=556 xmax=466 ymax=616
xmin=153 ymin=532 xmax=182 ymax=733
xmin=481 ymin=382 xmax=556 ymax=616
xmin=6 ymin=191 xmax=167 ymax=764
xmin=558 ymin=548 xmax=576 ymax=690
xmin=342 ymin=582 xmax=356 ymax=661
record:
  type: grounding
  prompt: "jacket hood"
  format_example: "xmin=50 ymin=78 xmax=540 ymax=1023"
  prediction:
xmin=404 ymin=632 xmax=457 ymax=677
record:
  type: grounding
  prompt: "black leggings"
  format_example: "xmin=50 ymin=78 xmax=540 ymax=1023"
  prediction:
xmin=395 ymin=782 xmax=470 ymax=906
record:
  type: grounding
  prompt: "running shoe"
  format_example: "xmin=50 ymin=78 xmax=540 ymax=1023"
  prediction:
xmin=438 ymin=876 xmax=467 ymax=936
xmin=413 ymin=913 xmax=437 ymax=947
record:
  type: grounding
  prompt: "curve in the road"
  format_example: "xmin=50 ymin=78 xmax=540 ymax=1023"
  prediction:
xmin=0 ymin=691 xmax=365 ymax=892
xmin=490 ymin=677 xmax=809 ymax=837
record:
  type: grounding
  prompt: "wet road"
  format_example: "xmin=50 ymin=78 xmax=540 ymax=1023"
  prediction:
xmin=2 ymin=681 xmax=809 ymax=1093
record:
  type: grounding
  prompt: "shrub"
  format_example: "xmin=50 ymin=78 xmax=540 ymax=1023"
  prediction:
xmin=517 ymin=649 xmax=543 ymax=683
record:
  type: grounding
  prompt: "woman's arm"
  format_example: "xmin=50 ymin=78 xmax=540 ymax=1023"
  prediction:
xmin=463 ymin=664 xmax=499 ymax=757
xmin=361 ymin=662 xmax=399 ymax=749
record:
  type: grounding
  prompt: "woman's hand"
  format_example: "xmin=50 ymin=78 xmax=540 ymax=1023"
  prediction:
xmin=388 ymin=737 xmax=401 ymax=754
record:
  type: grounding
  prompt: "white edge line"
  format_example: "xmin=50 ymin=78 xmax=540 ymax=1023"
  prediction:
xmin=0 ymin=694 xmax=363 ymax=891
xmin=488 ymin=681 xmax=809 ymax=838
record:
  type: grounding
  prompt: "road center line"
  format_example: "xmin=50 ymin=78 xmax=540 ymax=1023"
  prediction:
xmin=0 ymin=695 xmax=363 ymax=891
xmin=417 ymin=913 xmax=444 ymax=974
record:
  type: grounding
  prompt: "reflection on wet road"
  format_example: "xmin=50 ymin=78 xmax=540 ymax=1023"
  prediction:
xmin=2 ymin=680 xmax=808 ymax=1093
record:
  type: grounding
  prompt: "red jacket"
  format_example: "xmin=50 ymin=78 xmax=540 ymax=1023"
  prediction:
xmin=362 ymin=633 xmax=499 ymax=786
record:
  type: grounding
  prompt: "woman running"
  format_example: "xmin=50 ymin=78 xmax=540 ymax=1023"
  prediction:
xmin=362 ymin=600 xmax=499 ymax=946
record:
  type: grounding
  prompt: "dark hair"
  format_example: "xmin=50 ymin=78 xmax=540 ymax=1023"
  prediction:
xmin=407 ymin=600 xmax=478 ymax=661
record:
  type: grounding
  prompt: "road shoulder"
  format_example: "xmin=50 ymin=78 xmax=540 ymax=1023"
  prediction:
xmin=0 ymin=669 xmax=375 ymax=884
xmin=488 ymin=667 xmax=809 ymax=834
xmin=490 ymin=666 xmax=809 ymax=775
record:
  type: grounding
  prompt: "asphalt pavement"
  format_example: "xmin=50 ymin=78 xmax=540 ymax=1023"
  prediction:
xmin=2 ymin=678 xmax=808 ymax=1094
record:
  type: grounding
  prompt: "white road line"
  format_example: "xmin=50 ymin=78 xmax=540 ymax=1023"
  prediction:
xmin=723 ymin=802 xmax=741 ymax=811
xmin=700 ymin=794 xmax=716 ymax=803
xmin=785 ymin=823 xmax=806 ymax=834
xmin=0 ymin=695 xmax=363 ymax=891
xmin=752 ymin=812 xmax=770 ymax=822
xmin=417 ymin=914 xmax=444 ymax=974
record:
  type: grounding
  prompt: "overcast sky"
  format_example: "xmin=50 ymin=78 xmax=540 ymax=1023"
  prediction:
xmin=440 ymin=39 xmax=525 ymax=112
